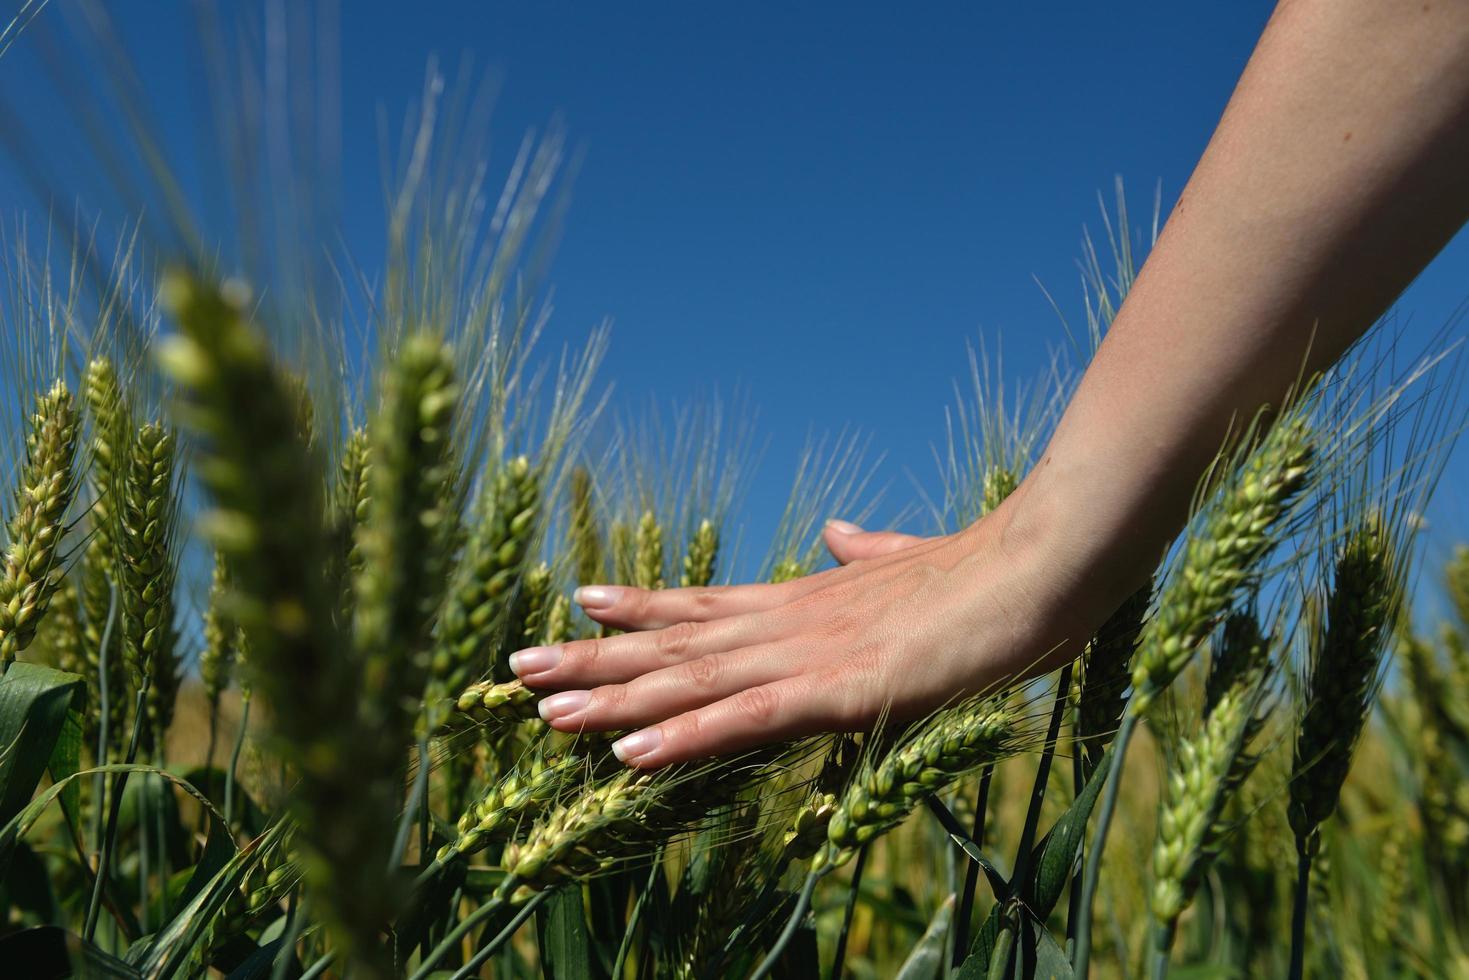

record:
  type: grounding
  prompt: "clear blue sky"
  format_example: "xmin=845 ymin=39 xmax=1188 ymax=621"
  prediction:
xmin=3 ymin=1 xmax=1468 ymax=581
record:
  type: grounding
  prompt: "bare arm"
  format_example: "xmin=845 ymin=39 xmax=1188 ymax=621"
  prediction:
xmin=509 ymin=0 xmax=1469 ymax=768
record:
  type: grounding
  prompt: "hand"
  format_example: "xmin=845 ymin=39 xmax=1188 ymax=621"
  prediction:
xmin=508 ymin=498 xmax=1101 ymax=768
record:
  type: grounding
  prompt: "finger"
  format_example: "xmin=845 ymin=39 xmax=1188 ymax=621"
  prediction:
xmin=574 ymin=579 xmax=807 ymax=630
xmin=604 ymin=675 xmax=845 ymax=768
xmin=537 ymin=643 xmax=799 ymax=732
xmin=822 ymin=520 xmax=929 ymax=565
xmin=510 ymin=613 xmax=774 ymax=687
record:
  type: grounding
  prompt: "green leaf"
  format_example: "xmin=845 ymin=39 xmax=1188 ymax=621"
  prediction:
xmin=139 ymin=820 xmax=292 ymax=978
xmin=539 ymin=885 xmax=594 ymax=980
xmin=47 ymin=704 xmax=83 ymax=833
xmin=1015 ymin=911 xmax=1074 ymax=980
xmin=1022 ymin=746 xmax=1113 ymax=917
xmin=955 ymin=905 xmax=1002 ymax=980
xmin=960 ymin=749 xmax=1117 ymax=977
xmin=894 ymin=894 xmax=955 ymax=980
xmin=0 ymin=664 xmax=83 ymax=836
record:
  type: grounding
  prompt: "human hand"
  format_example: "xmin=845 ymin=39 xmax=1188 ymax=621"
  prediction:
xmin=507 ymin=499 xmax=1106 ymax=768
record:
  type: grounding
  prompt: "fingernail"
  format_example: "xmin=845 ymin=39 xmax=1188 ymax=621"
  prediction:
xmin=611 ymin=728 xmax=663 ymax=763
xmin=538 ymin=690 xmax=590 ymax=722
xmin=574 ymin=585 xmax=622 ymax=609
xmin=826 ymin=519 xmax=864 ymax=535
xmin=509 ymin=645 xmax=562 ymax=676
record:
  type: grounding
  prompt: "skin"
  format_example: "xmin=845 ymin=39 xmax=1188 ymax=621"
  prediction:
xmin=511 ymin=0 xmax=1469 ymax=768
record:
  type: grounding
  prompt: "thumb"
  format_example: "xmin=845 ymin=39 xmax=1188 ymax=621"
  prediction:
xmin=823 ymin=520 xmax=929 ymax=564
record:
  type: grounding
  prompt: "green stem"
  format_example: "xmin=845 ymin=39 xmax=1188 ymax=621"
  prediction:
xmin=829 ymin=845 xmax=869 ymax=980
xmin=391 ymin=735 xmax=431 ymax=869
xmin=1072 ymin=708 xmax=1140 ymax=977
xmin=954 ymin=765 xmax=994 ymax=967
xmin=612 ymin=850 xmax=664 ymax=978
xmin=1068 ymin=726 xmax=1085 ymax=954
xmin=986 ymin=908 xmax=1017 ymax=979
xmin=1288 ymin=839 xmax=1313 ymax=980
xmin=750 ymin=872 xmax=818 ymax=980
xmin=91 ymin=585 xmax=117 ymax=855
xmin=448 ymin=891 xmax=548 ymax=980
xmin=225 ymin=692 xmax=251 ymax=827
xmin=1150 ymin=920 xmax=1176 ymax=980
xmin=409 ymin=882 xmax=516 ymax=980
xmin=298 ymin=952 xmax=336 ymax=980
xmin=270 ymin=892 xmax=306 ymax=980
xmin=84 ymin=682 xmax=150 ymax=942
xmin=1013 ymin=664 xmax=1073 ymax=885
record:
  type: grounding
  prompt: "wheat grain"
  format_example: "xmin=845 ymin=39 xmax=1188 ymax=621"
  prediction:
xmin=1130 ymin=417 xmax=1312 ymax=713
xmin=568 ymin=465 xmax=605 ymax=588
xmin=681 ymin=517 xmax=719 ymax=588
xmin=1151 ymin=612 xmax=1270 ymax=949
xmin=812 ymin=697 xmax=1017 ymax=875
xmin=0 ymin=380 xmax=81 ymax=667
xmin=116 ymin=421 xmax=182 ymax=752
xmin=634 ymin=509 xmax=665 ymax=591
xmin=1078 ymin=585 xmax=1150 ymax=772
xmin=1289 ymin=516 xmax=1401 ymax=845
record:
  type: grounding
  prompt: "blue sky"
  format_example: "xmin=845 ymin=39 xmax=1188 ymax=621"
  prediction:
xmin=3 ymin=1 xmax=1468 ymax=583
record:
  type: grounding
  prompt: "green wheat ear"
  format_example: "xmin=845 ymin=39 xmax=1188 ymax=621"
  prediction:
xmin=634 ymin=508 xmax=666 ymax=590
xmin=568 ymin=465 xmax=605 ymax=587
xmin=115 ymin=420 xmax=182 ymax=753
xmin=681 ymin=518 xmax=719 ymax=588
xmin=79 ymin=357 xmax=130 ymax=748
xmin=0 ymin=380 xmax=81 ymax=667
xmin=1289 ymin=514 xmax=1402 ymax=846
xmin=812 ymin=696 xmax=1019 ymax=875
xmin=355 ymin=330 xmax=461 ymax=740
xmin=332 ymin=426 xmax=372 ymax=613
xmin=199 ymin=553 xmax=238 ymax=712
xmin=1151 ymin=612 xmax=1271 ymax=944
xmin=1131 ymin=416 xmax=1313 ymax=713
xmin=429 ymin=452 xmax=540 ymax=720
xmin=1077 ymin=584 xmax=1151 ymax=773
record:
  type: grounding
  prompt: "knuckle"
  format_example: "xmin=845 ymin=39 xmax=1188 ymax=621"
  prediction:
xmin=691 ymin=589 xmax=723 ymax=616
xmin=655 ymin=620 xmax=700 ymax=659
xmin=681 ymin=654 xmax=723 ymax=690
xmin=731 ymin=685 xmax=781 ymax=727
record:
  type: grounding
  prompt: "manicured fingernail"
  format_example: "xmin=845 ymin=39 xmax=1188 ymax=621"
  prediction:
xmin=825 ymin=519 xmax=864 ymax=535
xmin=574 ymin=585 xmax=622 ymax=609
xmin=611 ymin=728 xmax=662 ymax=763
xmin=538 ymin=690 xmax=590 ymax=722
xmin=509 ymin=645 xmax=562 ymax=676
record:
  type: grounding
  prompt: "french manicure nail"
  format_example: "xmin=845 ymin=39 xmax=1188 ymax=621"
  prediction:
xmin=574 ymin=585 xmax=622 ymax=609
xmin=509 ymin=645 xmax=562 ymax=676
xmin=611 ymin=728 xmax=663 ymax=763
xmin=825 ymin=519 xmax=864 ymax=535
xmin=538 ymin=690 xmax=590 ymax=722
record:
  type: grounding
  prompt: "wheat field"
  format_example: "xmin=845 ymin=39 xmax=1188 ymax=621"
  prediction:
xmin=1 ymin=10 xmax=1468 ymax=980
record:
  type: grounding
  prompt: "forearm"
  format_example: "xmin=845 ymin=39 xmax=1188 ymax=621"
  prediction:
xmin=1007 ymin=0 xmax=1469 ymax=619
